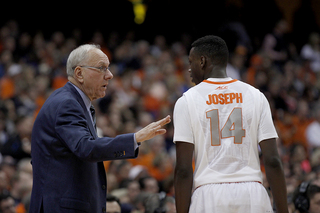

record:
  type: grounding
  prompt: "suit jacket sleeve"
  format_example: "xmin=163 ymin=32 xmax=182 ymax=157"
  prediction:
xmin=54 ymin=99 xmax=138 ymax=162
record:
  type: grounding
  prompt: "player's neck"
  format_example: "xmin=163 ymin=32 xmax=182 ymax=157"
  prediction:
xmin=204 ymin=68 xmax=228 ymax=79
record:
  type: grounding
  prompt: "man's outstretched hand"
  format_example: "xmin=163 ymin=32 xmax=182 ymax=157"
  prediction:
xmin=135 ymin=115 xmax=171 ymax=142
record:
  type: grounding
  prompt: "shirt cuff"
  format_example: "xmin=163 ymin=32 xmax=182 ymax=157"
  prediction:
xmin=133 ymin=134 xmax=141 ymax=150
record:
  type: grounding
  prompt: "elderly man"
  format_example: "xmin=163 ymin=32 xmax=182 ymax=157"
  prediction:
xmin=29 ymin=44 xmax=170 ymax=213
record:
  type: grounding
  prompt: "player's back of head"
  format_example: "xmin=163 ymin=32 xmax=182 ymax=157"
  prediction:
xmin=191 ymin=35 xmax=229 ymax=67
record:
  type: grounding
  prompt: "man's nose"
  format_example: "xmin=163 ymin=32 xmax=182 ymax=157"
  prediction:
xmin=105 ymin=69 xmax=113 ymax=80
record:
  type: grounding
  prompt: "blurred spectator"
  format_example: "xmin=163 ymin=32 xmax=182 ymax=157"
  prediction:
xmin=106 ymin=172 xmax=119 ymax=193
xmin=132 ymin=192 xmax=160 ymax=213
xmin=0 ymin=194 xmax=16 ymax=213
xmin=262 ymin=19 xmax=289 ymax=70
xmin=1 ymin=116 xmax=33 ymax=161
xmin=291 ymin=100 xmax=313 ymax=148
xmin=275 ymin=111 xmax=296 ymax=147
xmin=10 ymin=171 xmax=32 ymax=206
xmin=0 ymin=170 xmax=9 ymax=195
xmin=126 ymin=180 xmax=141 ymax=205
xmin=219 ymin=21 xmax=253 ymax=54
xmin=289 ymin=143 xmax=311 ymax=178
xmin=243 ymin=54 xmax=263 ymax=86
xmin=106 ymin=194 xmax=121 ymax=213
xmin=162 ymin=196 xmax=176 ymax=213
xmin=16 ymin=158 xmax=32 ymax=176
xmin=129 ymin=135 xmax=173 ymax=182
xmin=150 ymin=35 xmax=167 ymax=58
xmin=115 ymin=160 xmax=133 ymax=188
xmin=0 ymin=64 xmax=16 ymax=100
xmin=306 ymin=107 xmax=320 ymax=150
xmin=293 ymin=182 xmax=320 ymax=213
xmin=0 ymin=117 xmax=8 ymax=146
xmin=310 ymin=148 xmax=320 ymax=172
xmin=301 ymin=32 xmax=320 ymax=73
xmin=0 ymin=156 xmax=16 ymax=182
xmin=226 ymin=46 xmax=247 ymax=80
xmin=139 ymin=176 xmax=159 ymax=194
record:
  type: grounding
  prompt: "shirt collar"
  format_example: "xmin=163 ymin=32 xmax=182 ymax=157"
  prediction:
xmin=69 ymin=82 xmax=92 ymax=111
xmin=206 ymin=77 xmax=233 ymax=82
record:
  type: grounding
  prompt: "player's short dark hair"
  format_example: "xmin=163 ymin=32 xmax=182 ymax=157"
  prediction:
xmin=191 ymin=35 xmax=229 ymax=67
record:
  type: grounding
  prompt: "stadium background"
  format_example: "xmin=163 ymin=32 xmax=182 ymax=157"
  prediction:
xmin=0 ymin=0 xmax=320 ymax=212
xmin=1 ymin=0 xmax=320 ymax=48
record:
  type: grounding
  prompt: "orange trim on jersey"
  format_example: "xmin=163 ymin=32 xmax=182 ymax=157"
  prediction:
xmin=203 ymin=79 xmax=238 ymax=85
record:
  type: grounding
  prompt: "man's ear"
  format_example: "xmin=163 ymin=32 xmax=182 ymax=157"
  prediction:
xmin=74 ymin=66 xmax=84 ymax=83
xmin=200 ymin=56 xmax=206 ymax=69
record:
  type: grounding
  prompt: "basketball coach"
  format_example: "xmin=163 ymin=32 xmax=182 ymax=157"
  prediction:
xmin=29 ymin=44 xmax=171 ymax=213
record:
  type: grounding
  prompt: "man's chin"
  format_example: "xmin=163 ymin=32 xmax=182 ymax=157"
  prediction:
xmin=91 ymin=93 xmax=106 ymax=101
xmin=100 ymin=91 xmax=107 ymax=98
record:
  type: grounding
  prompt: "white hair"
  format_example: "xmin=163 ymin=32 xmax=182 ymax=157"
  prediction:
xmin=66 ymin=44 xmax=100 ymax=76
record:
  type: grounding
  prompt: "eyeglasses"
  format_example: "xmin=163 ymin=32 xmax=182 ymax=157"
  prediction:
xmin=73 ymin=65 xmax=110 ymax=74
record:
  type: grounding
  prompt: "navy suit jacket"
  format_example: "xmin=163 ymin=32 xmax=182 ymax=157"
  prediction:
xmin=29 ymin=82 xmax=138 ymax=213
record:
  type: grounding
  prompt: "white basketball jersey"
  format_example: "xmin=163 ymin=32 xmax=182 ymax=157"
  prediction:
xmin=173 ymin=77 xmax=278 ymax=189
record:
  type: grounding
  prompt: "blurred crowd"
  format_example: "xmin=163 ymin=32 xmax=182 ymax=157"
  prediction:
xmin=0 ymin=19 xmax=320 ymax=213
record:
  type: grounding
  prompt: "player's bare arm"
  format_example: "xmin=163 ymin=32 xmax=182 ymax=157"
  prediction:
xmin=260 ymin=138 xmax=289 ymax=213
xmin=174 ymin=141 xmax=194 ymax=213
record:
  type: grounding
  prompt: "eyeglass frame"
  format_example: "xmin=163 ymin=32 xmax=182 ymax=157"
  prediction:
xmin=72 ymin=65 xmax=110 ymax=74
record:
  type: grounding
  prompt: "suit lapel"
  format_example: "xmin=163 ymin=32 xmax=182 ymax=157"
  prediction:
xmin=65 ymin=82 xmax=98 ymax=139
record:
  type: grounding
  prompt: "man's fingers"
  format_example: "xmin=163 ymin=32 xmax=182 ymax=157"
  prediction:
xmin=156 ymin=115 xmax=171 ymax=126
xmin=151 ymin=125 xmax=167 ymax=136
xmin=149 ymin=115 xmax=171 ymax=129
xmin=155 ymin=129 xmax=166 ymax=135
xmin=152 ymin=125 xmax=162 ymax=132
xmin=136 ymin=115 xmax=171 ymax=143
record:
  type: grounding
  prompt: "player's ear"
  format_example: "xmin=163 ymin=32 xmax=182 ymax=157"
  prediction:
xmin=74 ymin=66 xmax=84 ymax=83
xmin=200 ymin=55 xmax=206 ymax=68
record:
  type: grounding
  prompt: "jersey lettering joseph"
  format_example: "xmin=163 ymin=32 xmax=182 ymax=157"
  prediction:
xmin=173 ymin=77 xmax=278 ymax=189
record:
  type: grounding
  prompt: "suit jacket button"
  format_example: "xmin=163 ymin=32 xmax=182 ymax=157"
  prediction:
xmin=102 ymin=207 xmax=106 ymax=213
xmin=102 ymin=185 xmax=106 ymax=190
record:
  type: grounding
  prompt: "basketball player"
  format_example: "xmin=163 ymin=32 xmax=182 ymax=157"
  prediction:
xmin=173 ymin=35 xmax=288 ymax=213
